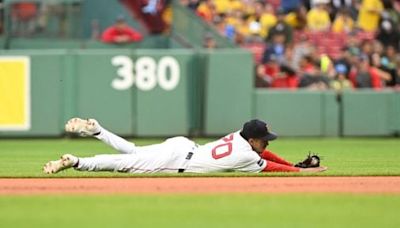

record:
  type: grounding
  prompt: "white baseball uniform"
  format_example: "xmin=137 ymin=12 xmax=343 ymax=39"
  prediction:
xmin=75 ymin=127 xmax=267 ymax=173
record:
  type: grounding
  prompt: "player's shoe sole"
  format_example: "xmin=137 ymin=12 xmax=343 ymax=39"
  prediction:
xmin=65 ymin=117 xmax=101 ymax=136
xmin=43 ymin=154 xmax=78 ymax=174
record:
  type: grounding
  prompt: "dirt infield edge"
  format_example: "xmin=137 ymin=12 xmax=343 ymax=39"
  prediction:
xmin=1 ymin=176 xmax=400 ymax=195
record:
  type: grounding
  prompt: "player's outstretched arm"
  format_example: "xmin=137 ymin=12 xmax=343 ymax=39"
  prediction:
xmin=299 ymin=166 xmax=328 ymax=172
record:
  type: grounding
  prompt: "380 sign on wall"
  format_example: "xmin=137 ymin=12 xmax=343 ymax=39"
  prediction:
xmin=111 ymin=55 xmax=180 ymax=91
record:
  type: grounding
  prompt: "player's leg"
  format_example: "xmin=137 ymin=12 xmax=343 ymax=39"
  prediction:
xmin=94 ymin=127 xmax=137 ymax=154
xmin=43 ymin=153 xmax=139 ymax=173
xmin=75 ymin=154 xmax=142 ymax=172
xmin=260 ymin=149 xmax=293 ymax=166
xmin=65 ymin=117 xmax=136 ymax=154
xmin=43 ymin=154 xmax=79 ymax=174
xmin=73 ymin=138 xmax=195 ymax=173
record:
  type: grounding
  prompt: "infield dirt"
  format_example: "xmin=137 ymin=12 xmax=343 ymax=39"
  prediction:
xmin=1 ymin=177 xmax=400 ymax=195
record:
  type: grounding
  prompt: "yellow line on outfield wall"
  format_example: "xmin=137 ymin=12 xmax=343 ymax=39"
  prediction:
xmin=0 ymin=56 xmax=30 ymax=130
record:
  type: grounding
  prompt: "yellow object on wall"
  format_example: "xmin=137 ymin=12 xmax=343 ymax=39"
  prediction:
xmin=0 ymin=57 xmax=30 ymax=130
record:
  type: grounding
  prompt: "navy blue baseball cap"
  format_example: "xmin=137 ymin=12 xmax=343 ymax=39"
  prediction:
xmin=241 ymin=119 xmax=278 ymax=141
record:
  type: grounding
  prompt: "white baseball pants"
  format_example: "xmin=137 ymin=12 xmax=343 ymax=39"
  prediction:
xmin=75 ymin=127 xmax=197 ymax=173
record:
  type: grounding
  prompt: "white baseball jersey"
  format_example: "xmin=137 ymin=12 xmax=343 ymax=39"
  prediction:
xmin=185 ymin=131 xmax=267 ymax=173
xmin=75 ymin=128 xmax=267 ymax=173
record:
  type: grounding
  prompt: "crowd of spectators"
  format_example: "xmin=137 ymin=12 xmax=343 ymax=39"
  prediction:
xmin=0 ymin=1 xmax=79 ymax=38
xmin=181 ymin=0 xmax=400 ymax=90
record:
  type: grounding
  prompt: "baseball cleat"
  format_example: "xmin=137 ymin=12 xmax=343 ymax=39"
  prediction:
xmin=65 ymin=117 xmax=101 ymax=136
xmin=43 ymin=154 xmax=79 ymax=174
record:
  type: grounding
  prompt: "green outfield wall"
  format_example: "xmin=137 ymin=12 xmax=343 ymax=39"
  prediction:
xmin=0 ymin=51 xmax=66 ymax=136
xmin=254 ymin=90 xmax=340 ymax=137
xmin=6 ymin=37 xmax=170 ymax=50
xmin=203 ymin=49 xmax=253 ymax=135
xmin=394 ymin=92 xmax=400 ymax=134
xmin=0 ymin=49 xmax=198 ymax=136
xmin=0 ymin=49 xmax=399 ymax=137
xmin=341 ymin=90 xmax=396 ymax=136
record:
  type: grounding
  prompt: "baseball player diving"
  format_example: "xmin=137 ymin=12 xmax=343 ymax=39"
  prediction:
xmin=43 ymin=118 xmax=327 ymax=174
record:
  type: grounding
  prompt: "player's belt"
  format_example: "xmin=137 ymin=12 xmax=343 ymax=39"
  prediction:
xmin=178 ymin=152 xmax=194 ymax=173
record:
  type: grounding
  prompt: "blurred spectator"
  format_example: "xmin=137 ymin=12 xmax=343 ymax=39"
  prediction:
xmin=255 ymin=64 xmax=272 ymax=87
xmin=120 ymin=0 xmax=169 ymax=34
xmin=257 ymin=53 xmax=299 ymax=88
xmin=352 ymin=55 xmax=390 ymax=88
xmin=142 ymin=0 xmax=160 ymax=14
xmin=370 ymin=52 xmax=394 ymax=85
xmin=360 ymin=39 xmax=374 ymax=56
xmin=216 ymin=0 xmax=245 ymax=14
xmin=330 ymin=64 xmax=353 ymax=91
xmin=376 ymin=19 xmax=400 ymax=50
xmin=37 ymin=2 xmax=67 ymax=36
xmin=101 ymin=16 xmax=143 ymax=44
xmin=352 ymin=56 xmax=375 ymax=88
xmin=267 ymin=8 xmax=293 ymax=44
xmin=332 ymin=8 xmax=354 ymax=33
xmin=382 ymin=45 xmax=398 ymax=77
xmin=213 ymin=15 xmax=236 ymax=41
xmin=330 ymin=0 xmax=354 ymax=20
xmin=343 ymin=33 xmax=362 ymax=56
xmin=382 ymin=0 xmax=400 ymax=24
xmin=246 ymin=1 xmax=276 ymax=40
xmin=372 ymin=39 xmax=385 ymax=55
xmin=298 ymin=54 xmax=317 ymax=75
xmin=334 ymin=47 xmax=352 ymax=77
xmin=259 ymin=2 xmax=278 ymax=39
xmin=357 ymin=0 xmax=383 ymax=32
xmin=196 ymin=0 xmax=217 ymax=23
xmin=230 ymin=10 xmax=249 ymax=44
xmin=291 ymin=34 xmax=315 ymax=70
xmin=298 ymin=60 xmax=330 ymax=90
xmin=259 ymin=55 xmax=280 ymax=87
xmin=281 ymin=0 xmax=302 ymax=13
xmin=303 ymin=0 xmax=312 ymax=10
xmin=213 ymin=16 xmax=227 ymax=36
xmin=11 ymin=2 xmax=38 ymax=36
xmin=320 ymin=54 xmax=335 ymax=78
xmin=162 ymin=1 xmax=173 ymax=32
xmin=203 ymin=33 xmax=217 ymax=49
xmin=285 ymin=5 xmax=308 ymax=30
xmin=245 ymin=2 xmax=263 ymax=42
xmin=307 ymin=2 xmax=331 ymax=31
xmin=298 ymin=55 xmax=329 ymax=90
xmin=396 ymin=58 xmax=400 ymax=88
xmin=271 ymin=64 xmax=299 ymax=88
xmin=262 ymin=34 xmax=287 ymax=64
xmin=0 ymin=0 xmax=3 ymax=34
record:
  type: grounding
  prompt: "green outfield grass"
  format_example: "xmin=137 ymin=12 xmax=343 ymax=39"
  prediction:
xmin=1 ymin=194 xmax=400 ymax=228
xmin=0 ymin=137 xmax=399 ymax=177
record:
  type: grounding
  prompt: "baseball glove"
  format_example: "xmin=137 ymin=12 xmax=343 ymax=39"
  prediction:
xmin=294 ymin=153 xmax=321 ymax=168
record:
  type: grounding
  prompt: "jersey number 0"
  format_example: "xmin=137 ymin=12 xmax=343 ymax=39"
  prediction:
xmin=211 ymin=134 xmax=234 ymax=159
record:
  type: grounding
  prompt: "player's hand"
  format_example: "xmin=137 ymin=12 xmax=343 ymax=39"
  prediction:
xmin=115 ymin=36 xmax=130 ymax=43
